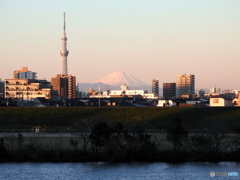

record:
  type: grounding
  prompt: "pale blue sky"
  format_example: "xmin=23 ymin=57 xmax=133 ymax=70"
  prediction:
xmin=1 ymin=0 xmax=240 ymax=90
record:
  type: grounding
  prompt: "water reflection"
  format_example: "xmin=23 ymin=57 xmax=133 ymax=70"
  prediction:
xmin=0 ymin=162 xmax=239 ymax=180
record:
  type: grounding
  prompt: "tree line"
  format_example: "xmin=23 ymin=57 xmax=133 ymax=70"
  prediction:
xmin=1 ymin=117 xmax=240 ymax=162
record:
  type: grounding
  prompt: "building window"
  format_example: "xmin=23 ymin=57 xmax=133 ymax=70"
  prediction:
xmin=213 ymin=99 xmax=219 ymax=103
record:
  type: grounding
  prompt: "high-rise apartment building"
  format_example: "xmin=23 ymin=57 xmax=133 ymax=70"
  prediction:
xmin=13 ymin=67 xmax=37 ymax=79
xmin=51 ymin=74 xmax=76 ymax=99
xmin=163 ymin=83 xmax=176 ymax=98
xmin=176 ymin=74 xmax=195 ymax=97
xmin=152 ymin=79 xmax=159 ymax=96
xmin=5 ymin=79 xmax=58 ymax=100
xmin=0 ymin=79 xmax=4 ymax=98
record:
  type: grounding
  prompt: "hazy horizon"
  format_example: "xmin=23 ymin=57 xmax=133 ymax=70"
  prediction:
xmin=1 ymin=0 xmax=240 ymax=90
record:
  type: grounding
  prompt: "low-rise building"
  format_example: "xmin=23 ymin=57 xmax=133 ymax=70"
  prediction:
xmin=209 ymin=95 xmax=234 ymax=107
xmin=110 ymin=84 xmax=157 ymax=99
xmin=88 ymin=84 xmax=156 ymax=99
xmin=157 ymin=99 xmax=178 ymax=107
xmin=110 ymin=89 xmax=147 ymax=96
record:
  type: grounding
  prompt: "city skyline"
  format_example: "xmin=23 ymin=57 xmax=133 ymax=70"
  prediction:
xmin=1 ymin=1 xmax=240 ymax=90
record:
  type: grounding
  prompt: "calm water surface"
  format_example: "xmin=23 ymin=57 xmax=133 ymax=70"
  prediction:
xmin=0 ymin=162 xmax=239 ymax=180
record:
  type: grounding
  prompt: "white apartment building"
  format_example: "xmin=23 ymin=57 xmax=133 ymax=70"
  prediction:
xmin=88 ymin=84 xmax=156 ymax=99
xmin=13 ymin=67 xmax=37 ymax=79
xmin=109 ymin=84 xmax=146 ymax=96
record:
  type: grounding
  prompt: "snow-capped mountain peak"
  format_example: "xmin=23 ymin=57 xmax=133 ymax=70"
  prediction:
xmin=92 ymin=71 xmax=149 ymax=87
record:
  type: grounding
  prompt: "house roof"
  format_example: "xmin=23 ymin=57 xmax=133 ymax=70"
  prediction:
xmin=210 ymin=95 xmax=233 ymax=100
xmin=77 ymin=98 xmax=135 ymax=107
xmin=28 ymin=97 xmax=147 ymax=107
xmin=118 ymin=99 xmax=134 ymax=107
xmin=35 ymin=97 xmax=63 ymax=107
xmin=159 ymin=99 xmax=179 ymax=103
xmin=178 ymin=103 xmax=194 ymax=107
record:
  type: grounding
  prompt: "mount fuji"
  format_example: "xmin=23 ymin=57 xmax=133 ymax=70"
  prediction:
xmin=78 ymin=71 xmax=151 ymax=93
xmin=92 ymin=71 xmax=149 ymax=87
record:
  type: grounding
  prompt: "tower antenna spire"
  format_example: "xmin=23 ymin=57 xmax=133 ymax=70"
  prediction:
xmin=63 ymin=12 xmax=66 ymax=32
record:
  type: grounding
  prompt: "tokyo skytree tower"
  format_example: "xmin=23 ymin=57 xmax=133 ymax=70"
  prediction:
xmin=60 ymin=12 xmax=69 ymax=75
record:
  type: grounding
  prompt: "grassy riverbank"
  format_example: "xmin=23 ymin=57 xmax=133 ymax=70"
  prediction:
xmin=1 ymin=107 xmax=240 ymax=129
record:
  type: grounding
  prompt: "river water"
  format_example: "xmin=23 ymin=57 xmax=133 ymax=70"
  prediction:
xmin=0 ymin=162 xmax=239 ymax=180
